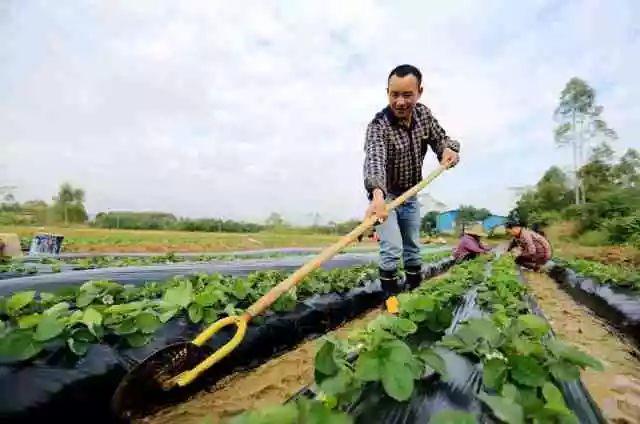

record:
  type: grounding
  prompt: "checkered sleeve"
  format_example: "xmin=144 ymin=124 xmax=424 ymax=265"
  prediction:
xmin=424 ymin=107 xmax=460 ymax=162
xmin=363 ymin=121 xmax=387 ymax=199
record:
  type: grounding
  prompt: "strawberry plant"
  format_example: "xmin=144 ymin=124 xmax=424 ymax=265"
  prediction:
xmin=236 ymin=255 xmax=603 ymax=423
xmin=312 ymin=258 xmax=487 ymax=406
xmin=0 ymin=262 xmax=407 ymax=361
xmin=561 ymin=258 xmax=639 ymax=290
xmin=441 ymin=255 xmax=603 ymax=423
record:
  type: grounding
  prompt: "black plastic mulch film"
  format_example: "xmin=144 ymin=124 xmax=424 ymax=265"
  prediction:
xmin=292 ymin=263 xmax=605 ymax=424
xmin=549 ymin=262 xmax=640 ymax=346
xmin=0 ymin=256 xmax=455 ymax=424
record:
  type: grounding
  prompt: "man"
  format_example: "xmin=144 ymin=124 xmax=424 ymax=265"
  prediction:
xmin=453 ymin=226 xmax=491 ymax=263
xmin=506 ymin=221 xmax=552 ymax=271
xmin=363 ymin=64 xmax=460 ymax=294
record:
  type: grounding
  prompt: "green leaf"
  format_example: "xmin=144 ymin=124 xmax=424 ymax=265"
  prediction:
xmin=483 ymin=358 xmax=507 ymax=390
xmin=0 ymin=330 xmax=42 ymax=361
xmin=502 ymin=384 xmax=519 ymax=402
xmin=34 ymin=314 xmax=65 ymax=341
xmin=439 ymin=334 xmax=467 ymax=350
xmin=125 ymin=332 xmax=152 ymax=347
xmin=429 ymin=410 xmax=477 ymax=424
xmin=510 ymin=355 xmax=547 ymax=387
xmin=354 ymin=351 xmax=381 ymax=381
xmin=315 ymin=341 xmax=338 ymax=376
xmin=82 ymin=307 xmax=102 ymax=336
xmin=516 ymin=314 xmax=550 ymax=337
xmin=381 ymin=362 xmax=414 ymax=401
xmin=232 ymin=279 xmax=251 ymax=300
xmin=44 ymin=301 xmax=70 ymax=317
xmin=6 ymin=291 xmax=36 ymax=315
xmin=76 ymin=290 xmax=98 ymax=308
xmin=547 ymin=339 xmax=603 ymax=371
xmin=113 ymin=317 xmax=137 ymax=335
xmin=188 ymin=303 xmax=203 ymax=323
xmin=18 ymin=313 xmax=42 ymax=329
xmin=478 ymin=392 xmax=524 ymax=424
xmin=384 ymin=339 xmax=414 ymax=364
xmin=300 ymin=399 xmax=352 ymax=424
xmin=511 ymin=338 xmax=543 ymax=356
xmin=419 ymin=348 xmax=447 ymax=378
xmin=378 ymin=316 xmax=417 ymax=337
xmin=40 ymin=292 xmax=56 ymax=304
xmin=202 ymin=307 xmax=219 ymax=324
xmin=156 ymin=303 xmax=179 ymax=323
xmin=550 ymin=361 xmax=580 ymax=381
xmin=542 ymin=382 xmax=566 ymax=409
xmin=67 ymin=337 xmax=89 ymax=355
xmin=518 ymin=387 xmax=545 ymax=416
xmin=163 ymin=280 xmax=193 ymax=308
xmin=229 ymin=402 xmax=298 ymax=424
xmin=135 ymin=312 xmax=161 ymax=334
xmin=319 ymin=369 xmax=352 ymax=395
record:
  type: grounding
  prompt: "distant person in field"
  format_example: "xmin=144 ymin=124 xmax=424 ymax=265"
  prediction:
xmin=453 ymin=226 xmax=491 ymax=262
xmin=506 ymin=221 xmax=552 ymax=271
xmin=363 ymin=64 xmax=460 ymax=294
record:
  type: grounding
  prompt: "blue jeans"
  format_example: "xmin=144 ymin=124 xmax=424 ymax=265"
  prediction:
xmin=376 ymin=195 xmax=421 ymax=272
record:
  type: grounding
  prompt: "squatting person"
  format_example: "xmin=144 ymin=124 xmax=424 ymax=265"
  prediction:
xmin=506 ymin=221 xmax=552 ymax=271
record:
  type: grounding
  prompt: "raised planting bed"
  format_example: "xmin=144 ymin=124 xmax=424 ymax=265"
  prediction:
xmin=233 ymin=255 xmax=605 ymax=424
xmin=549 ymin=258 xmax=640 ymax=346
xmin=0 ymin=249 xmax=451 ymax=280
xmin=0 ymin=255 xmax=456 ymax=423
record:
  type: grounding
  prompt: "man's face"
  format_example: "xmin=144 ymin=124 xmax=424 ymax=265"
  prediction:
xmin=387 ymin=74 xmax=422 ymax=120
xmin=507 ymin=226 xmax=521 ymax=237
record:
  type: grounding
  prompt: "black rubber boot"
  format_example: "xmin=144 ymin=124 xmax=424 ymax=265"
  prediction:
xmin=379 ymin=268 xmax=400 ymax=297
xmin=405 ymin=265 xmax=423 ymax=290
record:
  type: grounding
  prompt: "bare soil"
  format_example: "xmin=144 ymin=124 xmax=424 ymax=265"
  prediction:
xmin=525 ymin=271 xmax=640 ymax=423
xmin=140 ymin=309 xmax=383 ymax=424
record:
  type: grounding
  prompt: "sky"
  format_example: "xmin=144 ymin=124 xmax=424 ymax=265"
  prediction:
xmin=1 ymin=0 xmax=639 ymax=225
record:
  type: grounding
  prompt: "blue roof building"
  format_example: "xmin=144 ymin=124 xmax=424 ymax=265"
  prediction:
xmin=482 ymin=215 xmax=508 ymax=232
xmin=435 ymin=210 xmax=460 ymax=233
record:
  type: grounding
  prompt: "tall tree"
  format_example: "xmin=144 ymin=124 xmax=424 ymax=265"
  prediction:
xmin=614 ymin=148 xmax=640 ymax=188
xmin=457 ymin=205 xmax=491 ymax=223
xmin=265 ymin=212 xmax=286 ymax=229
xmin=553 ymin=77 xmax=617 ymax=205
xmin=53 ymin=183 xmax=86 ymax=225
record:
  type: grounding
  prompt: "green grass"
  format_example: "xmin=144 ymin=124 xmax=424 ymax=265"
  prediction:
xmin=0 ymin=225 xmax=358 ymax=253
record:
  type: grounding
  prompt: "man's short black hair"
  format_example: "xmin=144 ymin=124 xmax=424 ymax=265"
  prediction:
xmin=388 ymin=64 xmax=422 ymax=86
xmin=505 ymin=221 xmax=522 ymax=229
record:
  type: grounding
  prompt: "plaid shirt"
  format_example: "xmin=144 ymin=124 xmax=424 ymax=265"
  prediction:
xmin=363 ymin=103 xmax=460 ymax=199
xmin=510 ymin=228 xmax=552 ymax=261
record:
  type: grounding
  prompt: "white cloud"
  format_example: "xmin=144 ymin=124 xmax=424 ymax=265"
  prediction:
xmin=1 ymin=0 xmax=639 ymax=223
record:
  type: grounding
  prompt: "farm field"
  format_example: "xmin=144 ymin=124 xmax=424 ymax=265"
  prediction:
xmin=1 ymin=222 xmax=639 ymax=423
xmin=1 ymin=225 xmax=372 ymax=253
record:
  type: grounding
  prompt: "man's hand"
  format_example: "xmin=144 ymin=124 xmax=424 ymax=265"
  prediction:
xmin=441 ymin=147 xmax=459 ymax=169
xmin=365 ymin=189 xmax=388 ymax=222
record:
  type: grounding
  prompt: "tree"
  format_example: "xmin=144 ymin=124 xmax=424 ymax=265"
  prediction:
xmin=508 ymin=166 xmax=573 ymax=227
xmin=458 ymin=205 xmax=491 ymax=223
xmin=579 ymin=143 xmax=616 ymax=201
xmin=614 ymin=148 xmax=640 ymax=188
xmin=553 ymin=77 xmax=617 ymax=205
xmin=53 ymin=183 xmax=87 ymax=225
xmin=265 ymin=212 xmax=286 ymax=229
xmin=533 ymin=166 xmax=573 ymax=211
xmin=421 ymin=211 xmax=438 ymax=235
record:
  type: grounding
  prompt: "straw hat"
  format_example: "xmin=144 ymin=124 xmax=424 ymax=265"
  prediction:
xmin=464 ymin=224 xmax=488 ymax=238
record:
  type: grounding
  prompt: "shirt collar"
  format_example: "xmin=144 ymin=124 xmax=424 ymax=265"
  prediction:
xmin=384 ymin=106 xmax=417 ymax=129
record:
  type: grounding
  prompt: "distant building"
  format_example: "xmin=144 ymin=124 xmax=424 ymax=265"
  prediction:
xmin=435 ymin=210 xmax=460 ymax=234
xmin=482 ymin=215 xmax=508 ymax=233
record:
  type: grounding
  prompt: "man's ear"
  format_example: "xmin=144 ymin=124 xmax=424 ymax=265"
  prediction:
xmin=418 ymin=86 xmax=424 ymax=98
